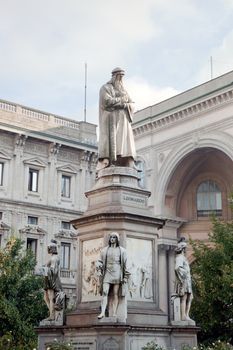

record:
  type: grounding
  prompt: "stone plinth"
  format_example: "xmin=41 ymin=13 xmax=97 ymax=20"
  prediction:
xmin=37 ymin=166 xmax=198 ymax=349
xmin=39 ymin=310 xmax=64 ymax=326
xmin=37 ymin=323 xmax=198 ymax=350
xmin=83 ymin=166 xmax=151 ymax=217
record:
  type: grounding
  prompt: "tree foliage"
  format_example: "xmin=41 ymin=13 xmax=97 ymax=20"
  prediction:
xmin=46 ymin=339 xmax=74 ymax=350
xmin=141 ymin=341 xmax=165 ymax=350
xmin=0 ymin=237 xmax=47 ymax=349
xmin=191 ymin=199 xmax=233 ymax=344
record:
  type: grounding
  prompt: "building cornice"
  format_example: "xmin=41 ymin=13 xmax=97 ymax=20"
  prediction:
xmin=133 ymin=88 xmax=233 ymax=138
xmin=0 ymin=198 xmax=84 ymax=216
xmin=0 ymin=121 xmax=98 ymax=152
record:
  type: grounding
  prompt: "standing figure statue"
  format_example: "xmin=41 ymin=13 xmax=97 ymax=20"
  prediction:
xmin=96 ymin=232 xmax=130 ymax=320
xmin=174 ymin=237 xmax=194 ymax=322
xmin=97 ymin=67 xmax=136 ymax=170
xmin=43 ymin=240 xmax=65 ymax=321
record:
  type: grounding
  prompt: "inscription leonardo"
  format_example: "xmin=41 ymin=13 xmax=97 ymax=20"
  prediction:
xmin=123 ymin=194 xmax=145 ymax=205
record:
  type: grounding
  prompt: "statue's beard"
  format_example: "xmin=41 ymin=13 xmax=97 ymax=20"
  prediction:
xmin=113 ymin=80 xmax=124 ymax=91
xmin=111 ymin=77 xmax=125 ymax=94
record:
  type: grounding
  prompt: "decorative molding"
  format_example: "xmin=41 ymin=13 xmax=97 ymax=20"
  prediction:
xmin=81 ymin=150 xmax=98 ymax=163
xmin=49 ymin=142 xmax=62 ymax=155
xmin=158 ymin=152 xmax=165 ymax=163
xmin=55 ymin=229 xmax=78 ymax=239
xmin=14 ymin=134 xmax=28 ymax=147
xmin=0 ymin=221 xmax=11 ymax=232
xmin=23 ymin=157 xmax=47 ymax=168
xmin=133 ymin=89 xmax=233 ymax=137
xmin=0 ymin=149 xmax=11 ymax=160
xmin=56 ymin=164 xmax=78 ymax=174
xmin=19 ymin=225 xmax=46 ymax=235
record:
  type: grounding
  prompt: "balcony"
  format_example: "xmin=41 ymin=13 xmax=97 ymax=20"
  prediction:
xmin=60 ymin=269 xmax=76 ymax=280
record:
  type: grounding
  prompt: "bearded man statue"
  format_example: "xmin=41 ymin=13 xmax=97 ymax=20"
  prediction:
xmin=97 ymin=67 xmax=136 ymax=170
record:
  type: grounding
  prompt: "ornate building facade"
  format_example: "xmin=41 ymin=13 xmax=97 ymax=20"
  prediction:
xmin=133 ymin=70 xmax=233 ymax=258
xmin=0 ymin=100 xmax=98 ymax=305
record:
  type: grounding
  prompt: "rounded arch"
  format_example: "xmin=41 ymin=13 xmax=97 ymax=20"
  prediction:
xmin=155 ymin=131 xmax=233 ymax=214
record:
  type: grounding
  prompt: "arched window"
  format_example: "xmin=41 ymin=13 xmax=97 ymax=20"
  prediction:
xmin=196 ymin=180 xmax=222 ymax=217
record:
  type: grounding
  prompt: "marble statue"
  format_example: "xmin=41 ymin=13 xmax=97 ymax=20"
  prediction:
xmin=96 ymin=232 xmax=130 ymax=320
xmin=43 ymin=240 xmax=65 ymax=321
xmin=97 ymin=67 xmax=136 ymax=170
xmin=174 ymin=237 xmax=193 ymax=321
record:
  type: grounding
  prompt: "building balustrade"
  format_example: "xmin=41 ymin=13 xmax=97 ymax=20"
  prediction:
xmin=22 ymin=107 xmax=49 ymax=121
xmin=0 ymin=101 xmax=17 ymax=112
xmin=0 ymin=97 xmax=97 ymax=146
xmin=60 ymin=269 xmax=76 ymax=279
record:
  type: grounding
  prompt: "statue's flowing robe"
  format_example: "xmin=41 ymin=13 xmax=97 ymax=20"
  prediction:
xmin=44 ymin=255 xmax=65 ymax=310
xmin=98 ymin=82 xmax=136 ymax=162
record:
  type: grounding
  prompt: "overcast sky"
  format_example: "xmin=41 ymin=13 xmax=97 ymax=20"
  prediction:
xmin=0 ymin=0 xmax=233 ymax=126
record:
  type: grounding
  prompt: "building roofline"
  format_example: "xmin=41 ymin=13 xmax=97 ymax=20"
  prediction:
xmin=0 ymin=97 xmax=97 ymax=128
xmin=0 ymin=121 xmax=98 ymax=151
xmin=133 ymin=70 xmax=233 ymax=126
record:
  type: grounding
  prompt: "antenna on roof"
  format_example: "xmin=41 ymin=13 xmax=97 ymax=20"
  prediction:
xmin=210 ymin=56 xmax=213 ymax=79
xmin=84 ymin=62 xmax=87 ymax=122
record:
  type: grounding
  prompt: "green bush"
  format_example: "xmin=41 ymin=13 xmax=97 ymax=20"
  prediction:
xmin=142 ymin=341 xmax=165 ymax=350
xmin=182 ymin=340 xmax=233 ymax=350
xmin=46 ymin=339 xmax=74 ymax=350
xmin=0 ymin=237 xmax=47 ymax=349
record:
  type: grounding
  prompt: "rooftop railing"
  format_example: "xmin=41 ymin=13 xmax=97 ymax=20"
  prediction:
xmin=0 ymin=98 xmax=98 ymax=146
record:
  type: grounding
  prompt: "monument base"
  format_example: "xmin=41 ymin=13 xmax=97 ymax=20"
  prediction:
xmin=36 ymin=166 xmax=198 ymax=349
xmin=39 ymin=310 xmax=64 ymax=326
xmin=37 ymin=323 xmax=198 ymax=350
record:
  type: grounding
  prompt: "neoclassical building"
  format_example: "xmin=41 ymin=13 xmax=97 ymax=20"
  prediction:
xmin=0 ymin=100 xmax=98 ymax=305
xmin=133 ymin=70 xmax=233 ymax=257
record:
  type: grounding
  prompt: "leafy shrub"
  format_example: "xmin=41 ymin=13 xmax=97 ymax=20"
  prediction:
xmin=46 ymin=339 xmax=74 ymax=350
xmin=142 ymin=341 xmax=165 ymax=350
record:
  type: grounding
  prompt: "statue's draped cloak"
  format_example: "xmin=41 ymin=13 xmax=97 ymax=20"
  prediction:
xmin=98 ymin=82 xmax=136 ymax=161
xmin=175 ymin=253 xmax=192 ymax=296
xmin=44 ymin=255 xmax=64 ymax=311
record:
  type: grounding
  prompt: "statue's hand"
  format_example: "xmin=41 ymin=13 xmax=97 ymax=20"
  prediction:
xmin=121 ymin=95 xmax=129 ymax=103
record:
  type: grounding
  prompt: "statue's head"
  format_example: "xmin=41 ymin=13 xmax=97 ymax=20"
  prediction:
xmin=111 ymin=67 xmax=125 ymax=76
xmin=111 ymin=67 xmax=125 ymax=87
xmin=48 ymin=239 xmax=58 ymax=254
xmin=108 ymin=232 xmax=120 ymax=247
xmin=175 ymin=237 xmax=187 ymax=253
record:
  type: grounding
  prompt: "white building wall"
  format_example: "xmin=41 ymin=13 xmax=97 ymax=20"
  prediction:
xmin=133 ymin=71 xmax=233 ymax=217
xmin=0 ymin=100 xmax=98 ymax=306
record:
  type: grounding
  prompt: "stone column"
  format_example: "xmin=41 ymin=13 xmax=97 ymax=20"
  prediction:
xmin=48 ymin=143 xmax=61 ymax=206
xmin=12 ymin=134 xmax=27 ymax=200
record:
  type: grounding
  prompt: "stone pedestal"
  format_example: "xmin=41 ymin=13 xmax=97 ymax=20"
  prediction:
xmin=39 ymin=310 xmax=64 ymax=327
xmin=37 ymin=166 xmax=198 ymax=349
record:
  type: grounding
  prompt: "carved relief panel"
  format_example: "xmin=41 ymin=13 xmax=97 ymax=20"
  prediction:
xmin=127 ymin=237 xmax=153 ymax=301
xmin=81 ymin=237 xmax=103 ymax=302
